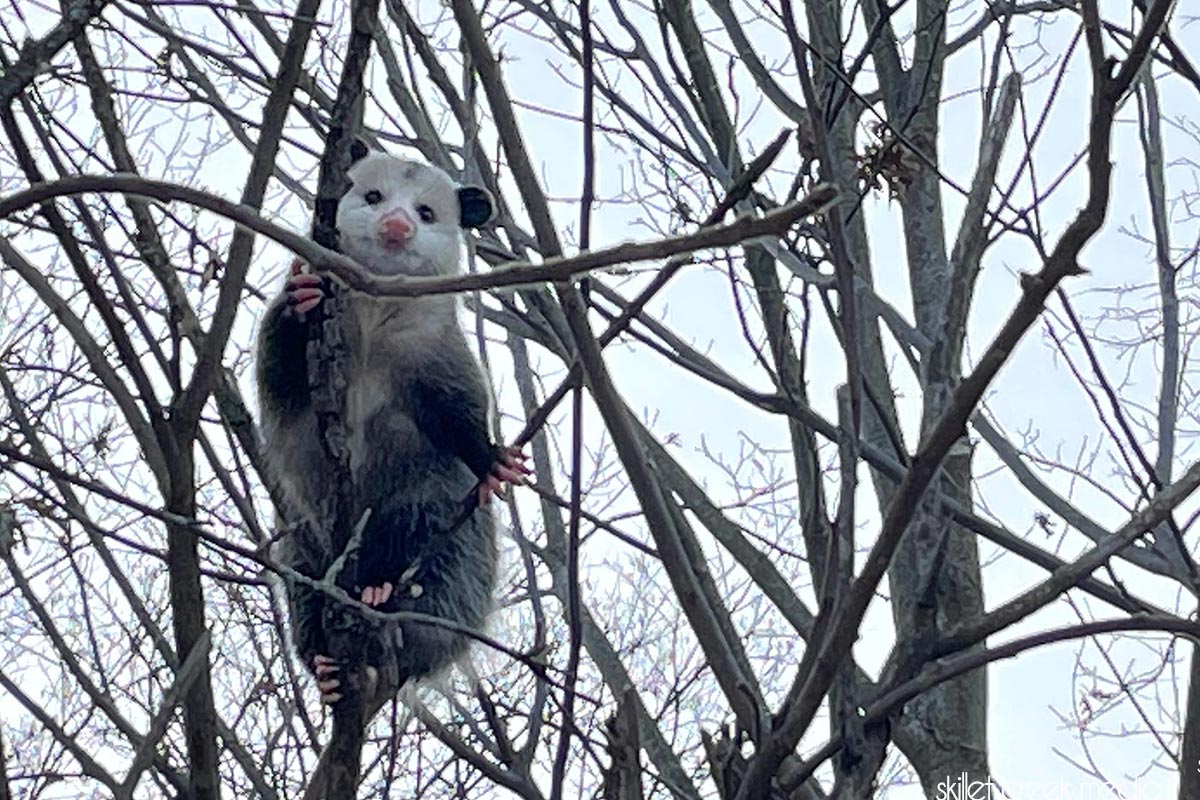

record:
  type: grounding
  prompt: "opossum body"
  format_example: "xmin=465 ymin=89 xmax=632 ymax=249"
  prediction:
xmin=256 ymin=153 xmax=525 ymax=695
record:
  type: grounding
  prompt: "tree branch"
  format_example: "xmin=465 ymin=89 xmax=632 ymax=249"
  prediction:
xmin=0 ymin=174 xmax=835 ymax=296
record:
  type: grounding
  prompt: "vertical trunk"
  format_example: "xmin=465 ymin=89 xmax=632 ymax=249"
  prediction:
xmin=165 ymin=443 xmax=222 ymax=799
xmin=0 ymin=725 xmax=11 ymax=800
xmin=890 ymin=451 xmax=989 ymax=794
xmin=854 ymin=0 xmax=989 ymax=788
xmin=1178 ymin=648 xmax=1200 ymax=800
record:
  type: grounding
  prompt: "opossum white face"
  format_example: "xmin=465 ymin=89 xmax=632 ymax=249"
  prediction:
xmin=336 ymin=155 xmax=464 ymax=277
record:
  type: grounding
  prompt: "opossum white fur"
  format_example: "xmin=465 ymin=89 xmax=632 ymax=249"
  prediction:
xmin=256 ymin=153 xmax=513 ymax=694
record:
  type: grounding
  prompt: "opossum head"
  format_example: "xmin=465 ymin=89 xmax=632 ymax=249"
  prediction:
xmin=336 ymin=153 xmax=494 ymax=278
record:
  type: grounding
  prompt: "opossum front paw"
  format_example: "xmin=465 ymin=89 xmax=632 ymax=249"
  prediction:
xmin=284 ymin=259 xmax=328 ymax=320
xmin=360 ymin=582 xmax=393 ymax=607
xmin=313 ymin=654 xmax=342 ymax=704
xmin=478 ymin=447 xmax=532 ymax=505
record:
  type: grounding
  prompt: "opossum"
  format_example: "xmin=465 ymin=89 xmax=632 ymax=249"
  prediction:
xmin=256 ymin=152 xmax=527 ymax=702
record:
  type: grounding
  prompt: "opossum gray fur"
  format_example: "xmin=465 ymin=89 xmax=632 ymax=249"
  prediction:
xmin=256 ymin=153 xmax=523 ymax=697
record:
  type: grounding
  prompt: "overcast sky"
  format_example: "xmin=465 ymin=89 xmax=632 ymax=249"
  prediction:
xmin=4 ymin=2 xmax=1199 ymax=796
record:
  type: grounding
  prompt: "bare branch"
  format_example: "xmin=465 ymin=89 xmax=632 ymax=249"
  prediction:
xmin=0 ymin=174 xmax=836 ymax=296
xmin=0 ymin=0 xmax=109 ymax=105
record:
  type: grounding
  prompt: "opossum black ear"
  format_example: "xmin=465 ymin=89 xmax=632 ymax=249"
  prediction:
xmin=349 ymin=138 xmax=370 ymax=164
xmin=457 ymin=187 xmax=494 ymax=228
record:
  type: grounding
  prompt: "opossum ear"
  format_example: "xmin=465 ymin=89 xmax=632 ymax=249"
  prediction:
xmin=457 ymin=187 xmax=494 ymax=228
xmin=349 ymin=138 xmax=369 ymax=164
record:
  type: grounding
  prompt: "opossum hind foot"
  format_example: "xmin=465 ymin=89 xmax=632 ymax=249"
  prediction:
xmin=313 ymin=654 xmax=379 ymax=706
xmin=313 ymin=654 xmax=342 ymax=704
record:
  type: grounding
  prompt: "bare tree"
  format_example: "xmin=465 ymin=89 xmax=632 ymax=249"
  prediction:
xmin=1 ymin=1 xmax=1197 ymax=798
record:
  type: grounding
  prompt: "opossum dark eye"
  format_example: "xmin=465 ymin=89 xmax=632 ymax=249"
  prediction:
xmin=416 ymin=204 xmax=436 ymax=223
xmin=364 ymin=189 xmax=383 ymax=205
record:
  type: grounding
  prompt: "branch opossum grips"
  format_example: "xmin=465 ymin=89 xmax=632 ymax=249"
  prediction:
xmin=0 ymin=505 xmax=15 ymax=558
xmin=302 ymin=0 xmax=384 ymax=796
xmin=601 ymin=690 xmax=643 ymax=800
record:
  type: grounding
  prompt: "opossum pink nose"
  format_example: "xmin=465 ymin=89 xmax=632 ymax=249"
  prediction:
xmin=377 ymin=214 xmax=415 ymax=249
